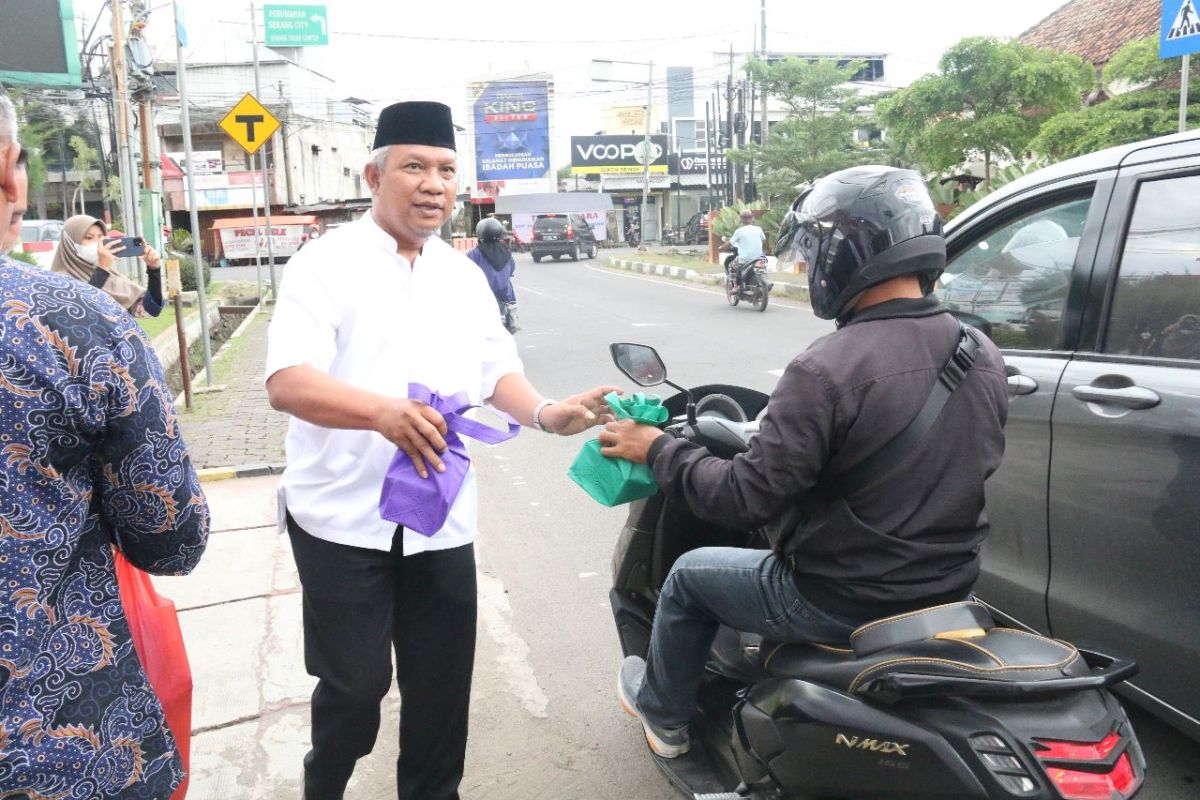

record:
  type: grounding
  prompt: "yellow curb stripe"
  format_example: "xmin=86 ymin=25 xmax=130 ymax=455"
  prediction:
xmin=197 ymin=467 xmax=237 ymax=483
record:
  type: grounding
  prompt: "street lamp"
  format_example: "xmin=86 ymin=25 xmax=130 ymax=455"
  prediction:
xmin=590 ymin=59 xmax=654 ymax=252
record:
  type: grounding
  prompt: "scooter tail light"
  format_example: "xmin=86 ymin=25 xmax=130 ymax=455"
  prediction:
xmin=1042 ymin=753 xmax=1139 ymax=799
xmin=1034 ymin=732 xmax=1141 ymax=800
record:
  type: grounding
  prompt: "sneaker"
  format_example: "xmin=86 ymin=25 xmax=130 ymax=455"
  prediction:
xmin=618 ymin=655 xmax=691 ymax=758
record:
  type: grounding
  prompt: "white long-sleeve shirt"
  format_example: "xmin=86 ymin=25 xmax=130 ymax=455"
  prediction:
xmin=265 ymin=211 xmax=523 ymax=553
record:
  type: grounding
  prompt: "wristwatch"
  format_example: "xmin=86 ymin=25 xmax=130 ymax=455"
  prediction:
xmin=531 ymin=399 xmax=556 ymax=432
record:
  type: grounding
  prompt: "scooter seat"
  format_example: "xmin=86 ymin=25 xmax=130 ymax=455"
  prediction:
xmin=758 ymin=601 xmax=1087 ymax=697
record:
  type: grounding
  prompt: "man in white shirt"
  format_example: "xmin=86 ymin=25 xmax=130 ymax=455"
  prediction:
xmin=265 ymin=101 xmax=616 ymax=800
xmin=726 ymin=209 xmax=767 ymax=289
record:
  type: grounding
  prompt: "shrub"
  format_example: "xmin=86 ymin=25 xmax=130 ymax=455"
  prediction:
xmin=176 ymin=253 xmax=212 ymax=292
xmin=6 ymin=248 xmax=41 ymax=267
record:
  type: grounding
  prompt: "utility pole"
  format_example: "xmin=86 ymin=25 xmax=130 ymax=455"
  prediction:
xmin=747 ymin=59 xmax=757 ymax=203
xmin=110 ymin=2 xmax=135 ymax=238
xmin=760 ymin=0 xmax=770 ymax=146
xmin=172 ymin=0 xmax=214 ymax=385
xmin=704 ymin=99 xmax=714 ymax=213
xmin=726 ymin=46 xmax=735 ymax=206
xmin=251 ymin=0 xmax=279 ymax=297
xmin=638 ymin=61 xmax=654 ymax=251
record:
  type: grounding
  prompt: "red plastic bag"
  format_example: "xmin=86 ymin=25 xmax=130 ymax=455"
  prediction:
xmin=114 ymin=549 xmax=193 ymax=800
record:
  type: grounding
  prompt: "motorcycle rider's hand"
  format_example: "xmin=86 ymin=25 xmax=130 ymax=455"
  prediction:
xmin=375 ymin=398 xmax=449 ymax=479
xmin=599 ymin=418 xmax=665 ymax=464
xmin=539 ymin=386 xmax=623 ymax=435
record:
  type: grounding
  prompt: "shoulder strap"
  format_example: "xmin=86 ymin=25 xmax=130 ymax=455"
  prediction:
xmin=822 ymin=322 xmax=981 ymax=498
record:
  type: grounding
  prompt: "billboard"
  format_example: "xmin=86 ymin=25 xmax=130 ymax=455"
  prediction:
xmin=571 ymin=135 xmax=670 ymax=175
xmin=469 ymin=81 xmax=551 ymax=188
xmin=0 ymin=0 xmax=81 ymax=87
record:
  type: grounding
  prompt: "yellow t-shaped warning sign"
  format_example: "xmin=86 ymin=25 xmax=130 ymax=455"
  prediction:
xmin=219 ymin=93 xmax=281 ymax=155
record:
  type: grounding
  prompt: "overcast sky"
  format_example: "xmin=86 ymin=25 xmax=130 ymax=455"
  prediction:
xmin=75 ymin=0 xmax=1072 ymax=167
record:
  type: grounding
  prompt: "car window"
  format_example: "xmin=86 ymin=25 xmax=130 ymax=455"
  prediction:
xmin=1103 ymin=173 xmax=1200 ymax=361
xmin=937 ymin=195 xmax=1092 ymax=349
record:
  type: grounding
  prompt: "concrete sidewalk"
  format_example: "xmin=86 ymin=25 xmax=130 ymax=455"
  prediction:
xmin=176 ymin=307 xmax=289 ymax=472
xmin=158 ymin=476 xmax=413 ymax=799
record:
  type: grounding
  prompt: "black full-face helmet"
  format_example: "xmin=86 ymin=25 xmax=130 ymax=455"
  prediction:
xmin=774 ymin=166 xmax=945 ymax=321
xmin=475 ymin=217 xmax=505 ymax=242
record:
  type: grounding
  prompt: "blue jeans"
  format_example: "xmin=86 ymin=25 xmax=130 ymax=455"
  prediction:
xmin=637 ymin=547 xmax=858 ymax=729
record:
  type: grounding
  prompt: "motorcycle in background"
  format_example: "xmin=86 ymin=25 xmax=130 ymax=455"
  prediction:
xmin=499 ymin=300 xmax=518 ymax=334
xmin=722 ymin=245 xmax=772 ymax=312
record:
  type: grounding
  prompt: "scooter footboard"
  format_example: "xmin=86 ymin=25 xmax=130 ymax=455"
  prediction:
xmin=734 ymin=678 xmax=990 ymax=799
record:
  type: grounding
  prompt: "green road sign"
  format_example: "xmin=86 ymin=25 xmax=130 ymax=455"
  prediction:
xmin=263 ymin=4 xmax=329 ymax=47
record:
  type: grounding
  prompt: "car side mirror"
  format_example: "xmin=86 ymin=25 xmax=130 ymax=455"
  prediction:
xmin=610 ymin=342 xmax=667 ymax=387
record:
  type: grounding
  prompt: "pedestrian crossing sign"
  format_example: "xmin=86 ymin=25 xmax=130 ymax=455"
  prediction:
xmin=219 ymin=94 xmax=281 ymax=156
xmin=1162 ymin=0 xmax=1200 ymax=58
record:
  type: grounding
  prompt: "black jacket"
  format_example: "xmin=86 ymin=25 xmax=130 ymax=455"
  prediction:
xmin=647 ymin=297 xmax=1008 ymax=622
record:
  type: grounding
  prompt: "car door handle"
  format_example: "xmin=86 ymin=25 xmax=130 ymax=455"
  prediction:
xmin=1071 ymin=384 xmax=1161 ymax=409
xmin=1006 ymin=375 xmax=1038 ymax=395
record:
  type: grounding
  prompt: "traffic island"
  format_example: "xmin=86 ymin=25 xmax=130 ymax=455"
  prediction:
xmin=605 ymin=256 xmax=809 ymax=301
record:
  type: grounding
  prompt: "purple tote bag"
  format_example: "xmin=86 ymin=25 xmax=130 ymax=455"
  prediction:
xmin=379 ymin=383 xmax=520 ymax=535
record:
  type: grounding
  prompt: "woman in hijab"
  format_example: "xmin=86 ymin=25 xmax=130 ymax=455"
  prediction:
xmin=466 ymin=216 xmax=518 ymax=332
xmin=51 ymin=214 xmax=165 ymax=317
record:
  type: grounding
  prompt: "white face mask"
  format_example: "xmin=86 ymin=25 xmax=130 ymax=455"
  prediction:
xmin=77 ymin=242 xmax=100 ymax=265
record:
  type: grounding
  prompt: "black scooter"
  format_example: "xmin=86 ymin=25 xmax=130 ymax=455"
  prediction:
xmin=606 ymin=342 xmax=1146 ymax=800
xmin=722 ymin=246 xmax=771 ymax=312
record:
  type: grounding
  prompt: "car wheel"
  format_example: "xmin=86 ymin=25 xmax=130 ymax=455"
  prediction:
xmin=570 ymin=243 xmax=580 ymax=261
xmin=588 ymin=243 xmax=597 ymax=259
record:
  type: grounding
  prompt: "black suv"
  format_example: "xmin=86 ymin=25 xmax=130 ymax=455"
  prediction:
xmin=530 ymin=214 xmax=597 ymax=262
xmin=938 ymin=130 xmax=1200 ymax=740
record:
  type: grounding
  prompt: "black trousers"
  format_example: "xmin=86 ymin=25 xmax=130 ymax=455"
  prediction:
xmin=288 ymin=515 xmax=478 ymax=800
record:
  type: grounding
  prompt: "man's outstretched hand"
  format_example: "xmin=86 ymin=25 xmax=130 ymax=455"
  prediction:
xmin=539 ymin=386 xmax=623 ymax=436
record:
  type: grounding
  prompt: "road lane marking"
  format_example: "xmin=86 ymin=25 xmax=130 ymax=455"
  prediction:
xmin=475 ymin=540 xmax=550 ymax=719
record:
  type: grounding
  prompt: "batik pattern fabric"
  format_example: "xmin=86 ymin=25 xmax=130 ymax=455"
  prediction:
xmin=0 ymin=256 xmax=209 ymax=799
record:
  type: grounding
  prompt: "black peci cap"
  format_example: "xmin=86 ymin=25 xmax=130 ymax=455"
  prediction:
xmin=372 ymin=101 xmax=456 ymax=151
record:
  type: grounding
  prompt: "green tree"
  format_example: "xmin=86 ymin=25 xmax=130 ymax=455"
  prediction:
xmin=69 ymin=134 xmax=98 ymax=215
xmin=1030 ymin=36 xmax=1200 ymax=161
xmin=728 ymin=57 xmax=876 ymax=201
xmin=877 ymin=37 xmax=1092 ymax=185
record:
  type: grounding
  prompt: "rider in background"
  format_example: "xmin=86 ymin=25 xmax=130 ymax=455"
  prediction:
xmin=467 ymin=217 xmax=517 ymax=329
xmin=725 ymin=209 xmax=766 ymax=288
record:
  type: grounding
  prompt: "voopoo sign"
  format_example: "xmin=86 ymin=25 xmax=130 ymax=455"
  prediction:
xmin=570 ymin=135 xmax=670 ymax=175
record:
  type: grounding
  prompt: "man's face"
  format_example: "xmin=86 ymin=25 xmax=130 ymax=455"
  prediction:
xmin=365 ymin=145 xmax=457 ymax=250
xmin=2 ymin=164 xmax=28 ymax=253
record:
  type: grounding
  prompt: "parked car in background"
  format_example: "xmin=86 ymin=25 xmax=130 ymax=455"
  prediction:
xmin=530 ymin=213 xmax=596 ymax=262
xmin=683 ymin=211 xmax=710 ymax=245
xmin=17 ymin=218 xmax=64 ymax=268
xmin=938 ymin=129 xmax=1200 ymax=740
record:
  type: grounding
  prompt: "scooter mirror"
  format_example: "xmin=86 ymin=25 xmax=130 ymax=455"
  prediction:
xmin=610 ymin=342 xmax=667 ymax=387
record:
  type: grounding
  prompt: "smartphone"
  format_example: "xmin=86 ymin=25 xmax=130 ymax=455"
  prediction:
xmin=108 ymin=235 xmax=146 ymax=258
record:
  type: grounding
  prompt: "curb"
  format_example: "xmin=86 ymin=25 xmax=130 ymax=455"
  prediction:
xmin=174 ymin=301 xmax=265 ymax=408
xmin=606 ymin=257 xmax=699 ymax=282
xmin=606 ymin=257 xmax=808 ymax=300
xmin=197 ymin=462 xmax=286 ymax=483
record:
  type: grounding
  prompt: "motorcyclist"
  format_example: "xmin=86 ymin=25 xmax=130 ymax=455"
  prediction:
xmin=599 ymin=166 xmax=1008 ymax=759
xmin=467 ymin=217 xmax=517 ymax=332
xmin=723 ymin=209 xmax=766 ymax=289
